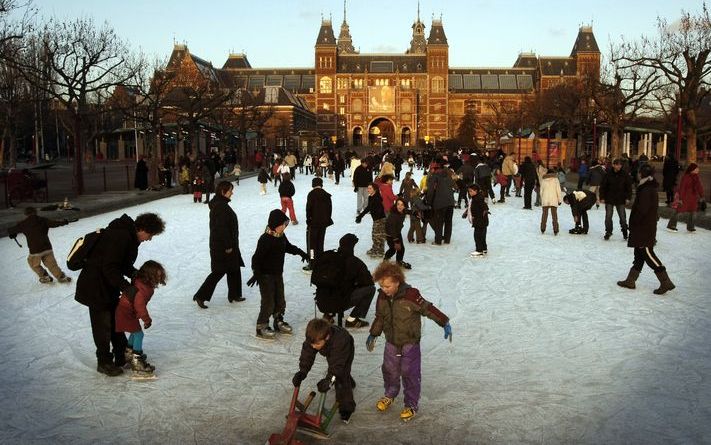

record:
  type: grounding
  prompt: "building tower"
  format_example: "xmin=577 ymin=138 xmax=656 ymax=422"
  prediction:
xmin=315 ymin=17 xmax=337 ymax=140
xmin=337 ymin=0 xmax=356 ymax=54
xmin=571 ymin=25 xmax=600 ymax=79
xmin=426 ymin=16 xmax=449 ymax=140
xmin=408 ymin=2 xmax=427 ymax=54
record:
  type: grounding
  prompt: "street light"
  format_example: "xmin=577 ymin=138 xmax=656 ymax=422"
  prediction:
xmin=546 ymin=124 xmax=551 ymax=169
xmin=592 ymin=117 xmax=597 ymax=160
xmin=676 ymin=107 xmax=682 ymax=160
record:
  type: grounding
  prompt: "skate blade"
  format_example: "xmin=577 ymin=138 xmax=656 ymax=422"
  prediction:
xmin=131 ymin=373 xmax=157 ymax=381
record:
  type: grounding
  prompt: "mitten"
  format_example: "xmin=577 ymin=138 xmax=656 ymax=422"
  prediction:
xmin=299 ymin=251 xmax=309 ymax=262
xmin=292 ymin=371 xmax=307 ymax=387
xmin=443 ymin=323 xmax=452 ymax=342
xmin=366 ymin=334 xmax=377 ymax=352
xmin=355 ymin=216 xmax=362 ymax=224
xmin=143 ymin=318 xmax=152 ymax=329
xmin=317 ymin=377 xmax=332 ymax=393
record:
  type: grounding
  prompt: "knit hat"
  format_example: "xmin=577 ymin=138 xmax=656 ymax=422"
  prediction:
xmin=312 ymin=177 xmax=323 ymax=188
xmin=338 ymin=233 xmax=359 ymax=256
xmin=268 ymin=209 xmax=289 ymax=230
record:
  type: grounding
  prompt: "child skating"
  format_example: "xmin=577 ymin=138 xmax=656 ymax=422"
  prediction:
xmin=366 ymin=261 xmax=452 ymax=422
xmin=115 ymin=260 xmax=167 ymax=379
xmin=462 ymin=184 xmax=490 ymax=257
xmin=292 ymin=318 xmax=356 ymax=423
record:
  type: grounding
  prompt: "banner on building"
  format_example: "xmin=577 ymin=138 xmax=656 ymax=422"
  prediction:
xmin=368 ymin=86 xmax=395 ymax=114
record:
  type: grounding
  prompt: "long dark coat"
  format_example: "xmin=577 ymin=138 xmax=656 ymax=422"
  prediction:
xmin=209 ymin=194 xmax=245 ymax=268
xmin=134 ymin=159 xmax=148 ymax=190
xmin=306 ymin=187 xmax=333 ymax=227
xmin=627 ymin=178 xmax=659 ymax=248
xmin=75 ymin=214 xmax=139 ymax=310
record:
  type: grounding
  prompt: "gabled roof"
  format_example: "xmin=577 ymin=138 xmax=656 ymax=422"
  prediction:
xmin=570 ymin=26 xmax=600 ymax=55
xmin=223 ymin=53 xmax=252 ymax=69
xmin=427 ymin=18 xmax=448 ymax=45
xmin=539 ymin=57 xmax=577 ymax=76
xmin=316 ymin=19 xmax=336 ymax=46
xmin=513 ymin=52 xmax=538 ymax=69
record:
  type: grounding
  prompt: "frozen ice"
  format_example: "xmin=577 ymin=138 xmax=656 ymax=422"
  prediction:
xmin=1 ymin=170 xmax=709 ymax=444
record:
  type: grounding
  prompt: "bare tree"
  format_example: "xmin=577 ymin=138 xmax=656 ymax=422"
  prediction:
xmin=9 ymin=17 xmax=142 ymax=194
xmin=0 ymin=0 xmax=34 ymax=58
xmin=617 ymin=3 xmax=711 ymax=161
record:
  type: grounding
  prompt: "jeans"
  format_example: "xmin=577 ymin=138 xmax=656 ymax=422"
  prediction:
xmin=432 ymin=206 xmax=454 ymax=243
xmin=605 ymin=204 xmax=628 ymax=235
xmin=541 ymin=206 xmax=559 ymax=233
xmin=348 ymin=285 xmax=376 ymax=319
xmin=356 ymin=187 xmax=369 ymax=214
xmin=306 ymin=225 xmax=327 ymax=261
xmin=256 ymin=275 xmax=285 ymax=327
xmin=667 ymin=210 xmax=696 ymax=231
xmin=128 ymin=331 xmax=144 ymax=352
xmin=473 ymin=226 xmax=487 ymax=252
xmin=384 ymin=235 xmax=405 ymax=262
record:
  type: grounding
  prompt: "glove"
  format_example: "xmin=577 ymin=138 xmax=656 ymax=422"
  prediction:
xmin=123 ymin=285 xmax=138 ymax=301
xmin=246 ymin=275 xmax=258 ymax=287
xmin=300 ymin=251 xmax=309 ymax=263
xmin=354 ymin=187 xmax=358 ymax=193
xmin=317 ymin=376 xmax=332 ymax=393
xmin=366 ymin=334 xmax=377 ymax=352
xmin=143 ymin=318 xmax=152 ymax=329
xmin=8 ymin=233 xmax=16 ymax=239
xmin=355 ymin=217 xmax=362 ymax=224
xmin=444 ymin=323 xmax=452 ymax=342
xmin=292 ymin=371 xmax=307 ymax=387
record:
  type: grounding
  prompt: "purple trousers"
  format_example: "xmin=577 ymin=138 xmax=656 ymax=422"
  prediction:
xmin=382 ymin=342 xmax=422 ymax=411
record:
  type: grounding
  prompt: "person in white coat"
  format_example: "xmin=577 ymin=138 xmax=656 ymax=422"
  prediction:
xmin=539 ymin=168 xmax=562 ymax=235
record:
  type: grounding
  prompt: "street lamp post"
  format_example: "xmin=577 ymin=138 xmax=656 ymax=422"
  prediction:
xmin=676 ymin=107 xmax=682 ymax=161
xmin=592 ymin=117 xmax=597 ymax=160
xmin=546 ymin=124 xmax=551 ymax=169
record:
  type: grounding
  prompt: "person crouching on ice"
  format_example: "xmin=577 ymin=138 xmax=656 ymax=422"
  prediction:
xmin=115 ymin=260 xmax=166 ymax=376
xmin=248 ymin=209 xmax=309 ymax=339
xmin=563 ymin=189 xmax=597 ymax=234
xmin=366 ymin=261 xmax=452 ymax=422
xmin=292 ymin=318 xmax=356 ymax=423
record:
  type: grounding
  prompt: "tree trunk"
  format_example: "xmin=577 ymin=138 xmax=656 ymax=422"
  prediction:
xmin=610 ymin=126 xmax=623 ymax=159
xmin=0 ymin=126 xmax=7 ymax=168
xmin=684 ymin=109 xmax=697 ymax=163
xmin=73 ymin=114 xmax=84 ymax=195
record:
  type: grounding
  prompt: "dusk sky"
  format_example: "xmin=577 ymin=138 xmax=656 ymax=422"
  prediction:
xmin=29 ymin=0 xmax=704 ymax=69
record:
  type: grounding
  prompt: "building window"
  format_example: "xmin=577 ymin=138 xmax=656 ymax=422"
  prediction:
xmin=352 ymin=78 xmax=363 ymax=89
xmin=431 ymin=76 xmax=445 ymax=93
xmin=401 ymin=98 xmax=411 ymax=113
xmin=339 ymin=95 xmax=346 ymax=104
xmin=339 ymin=106 xmax=345 ymax=115
xmin=352 ymin=98 xmax=362 ymax=112
xmin=319 ymin=76 xmax=332 ymax=94
xmin=323 ymin=103 xmax=330 ymax=110
xmin=265 ymin=86 xmax=279 ymax=104
xmin=375 ymin=78 xmax=389 ymax=86
xmin=416 ymin=78 xmax=426 ymax=90
xmin=400 ymin=79 xmax=411 ymax=89
xmin=337 ymin=78 xmax=349 ymax=90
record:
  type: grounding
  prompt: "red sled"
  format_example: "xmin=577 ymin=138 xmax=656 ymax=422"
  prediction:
xmin=266 ymin=382 xmax=339 ymax=445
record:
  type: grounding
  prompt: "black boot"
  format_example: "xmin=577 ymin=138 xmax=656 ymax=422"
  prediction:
xmin=617 ymin=268 xmax=640 ymax=289
xmin=653 ymin=270 xmax=675 ymax=295
xmin=97 ymin=353 xmax=123 ymax=376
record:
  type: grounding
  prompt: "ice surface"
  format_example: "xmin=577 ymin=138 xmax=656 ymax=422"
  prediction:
xmin=1 ymin=170 xmax=710 ymax=444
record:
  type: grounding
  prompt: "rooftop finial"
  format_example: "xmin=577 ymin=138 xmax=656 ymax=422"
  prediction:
xmin=417 ymin=0 xmax=420 ymax=21
xmin=343 ymin=0 xmax=347 ymax=23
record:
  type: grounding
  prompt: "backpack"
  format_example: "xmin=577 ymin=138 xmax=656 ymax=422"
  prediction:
xmin=66 ymin=229 xmax=103 ymax=271
xmin=311 ymin=250 xmax=348 ymax=313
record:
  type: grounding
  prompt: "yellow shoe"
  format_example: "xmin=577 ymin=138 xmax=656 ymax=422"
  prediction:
xmin=376 ymin=396 xmax=393 ymax=412
xmin=400 ymin=407 xmax=417 ymax=421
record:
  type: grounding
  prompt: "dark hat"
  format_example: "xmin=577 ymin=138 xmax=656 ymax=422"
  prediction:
xmin=639 ymin=163 xmax=655 ymax=178
xmin=312 ymin=177 xmax=323 ymax=188
xmin=268 ymin=209 xmax=289 ymax=230
xmin=339 ymin=233 xmax=359 ymax=249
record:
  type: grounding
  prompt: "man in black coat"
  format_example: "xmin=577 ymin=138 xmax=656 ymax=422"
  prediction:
xmin=599 ymin=159 xmax=633 ymax=240
xmin=426 ymin=164 xmax=456 ymax=244
xmin=617 ymin=164 xmax=675 ymax=295
xmin=519 ymin=156 xmax=538 ymax=209
xmin=563 ymin=190 xmax=597 ymax=234
xmin=193 ymin=181 xmax=245 ymax=309
xmin=353 ymin=159 xmax=372 ymax=215
xmin=75 ymin=212 xmax=165 ymax=376
xmin=304 ymin=177 xmax=333 ymax=272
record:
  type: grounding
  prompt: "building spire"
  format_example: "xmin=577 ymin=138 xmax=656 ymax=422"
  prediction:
xmin=408 ymin=2 xmax=426 ymax=54
xmin=417 ymin=0 xmax=420 ymax=22
xmin=343 ymin=0 xmax=347 ymax=24
xmin=337 ymin=0 xmax=356 ymax=53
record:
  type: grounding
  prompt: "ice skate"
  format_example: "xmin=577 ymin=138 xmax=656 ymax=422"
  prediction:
xmin=256 ymin=326 xmax=277 ymax=340
xmin=397 ymin=261 xmax=412 ymax=269
xmin=39 ymin=275 xmax=53 ymax=283
xmin=344 ymin=318 xmax=369 ymax=328
xmin=470 ymin=251 xmax=485 ymax=258
xmin=274 ymin=317 xmax=293 ymax=334
xmin=400 ymin=407 xmax=417 ymax=422
xmin=130 ymin=352 xmax=156 ymax=380
xmin=57 ymin=274 xmax=72 ymax=283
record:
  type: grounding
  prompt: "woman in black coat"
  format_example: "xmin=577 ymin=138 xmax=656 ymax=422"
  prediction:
xmin=193 ymin=181 xmax=245 ymax=308
xmin=617 ymin=164 xmax=675 ymax=295
xmin=75 ymin=212 xmax=165 ymax=376
xmin=134 ymin=156 xmax=148 ymax=190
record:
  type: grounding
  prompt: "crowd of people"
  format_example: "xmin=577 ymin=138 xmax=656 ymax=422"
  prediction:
xmin=8 ymin=143 xmax=705 ymax=424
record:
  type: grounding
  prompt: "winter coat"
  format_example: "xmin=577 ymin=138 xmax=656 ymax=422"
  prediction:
xmin=628 ymin=177 xmax=659 ymax=248
xmin=75 ymin=214 xmax=139 ymax=310
xmin=676 ymin=173 xmax=704 ymax=213
xmin=353 ymin=165 xmax=372 ymax=187
xmin=519 ymin=160 xmax=538 ymax=185
xmin=539 ymin=174 xmax=562 ymax=207
xmin=298 ymin=325 xmax=354 ymax=381
xmin=208 ymin=193 xmax=245 ymax=267
xmin=425 ymin=169 xmax=455 ymax=210
xmin=115 ymin=278 xmax=154 ymax=333
xmin=536 ymin=164 xmax=548 ymax=185
xmin=465 ymin=194 xmax=489 ymax=228
xmin=369 ymin=283 xmax=449 ymax=347
xmin=457 ymin=163 xmax=475 ymax=184
xmin=474 ymin=163 xmax=492 ymax=183
xmin=8 ymin=214 xmax=67 ymax=254
xmin=258 ymin=168 xmax=270 ymax=184
xmin=306 ymin=187 xmax=333 ymax=227
xmin=337 ymin=247 xmax=374 ymax=299
xmin=357 ymin=192 xmax=386 ymax=221
xmin=278 ymin=180 xmax=295 ymax=198
xmin=332 ymin=157 xmax=346 ymax=173
xmin=375 ymin=178 xmax=397 ymax=214
xmin=134 ymin=159 xmax=148 ymax=190
xmin=662 ymin=158 xmax=680 ymax=190
xmin=385 ymin=209 xmax=407 ymax=239
xmin=251 ymin=230 xmax=305 ymax=276
xmin=284 ymin=154 xmax=297 ymax=168
xmin=566 ymin=190 xmax=597 ymax=215
xmin=599 ymin=169 xmax=632 ymax=205
xmin=587 ymin=165 xmax=606 ymax=186
xmin=501 ymin=155 xmax=517 ymax=176
xmin=398 ymin=178 xmax=417 ymax=202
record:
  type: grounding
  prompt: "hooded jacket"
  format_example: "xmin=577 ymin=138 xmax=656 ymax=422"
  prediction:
xmin=370 ymin=283 xmax=449 ymax=347
xmin=208 ymin=193 xmax=245 ymax=267
xmin=539 ymin=173 xmax=562 ymax=207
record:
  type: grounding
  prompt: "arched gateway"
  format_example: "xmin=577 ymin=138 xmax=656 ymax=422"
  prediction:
xmin=368 ymin=118 xmax=395 ymax=147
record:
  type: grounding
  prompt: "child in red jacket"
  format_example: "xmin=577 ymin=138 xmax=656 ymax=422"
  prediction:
xmin=115 ymin=260 xmax=166 ymax=377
